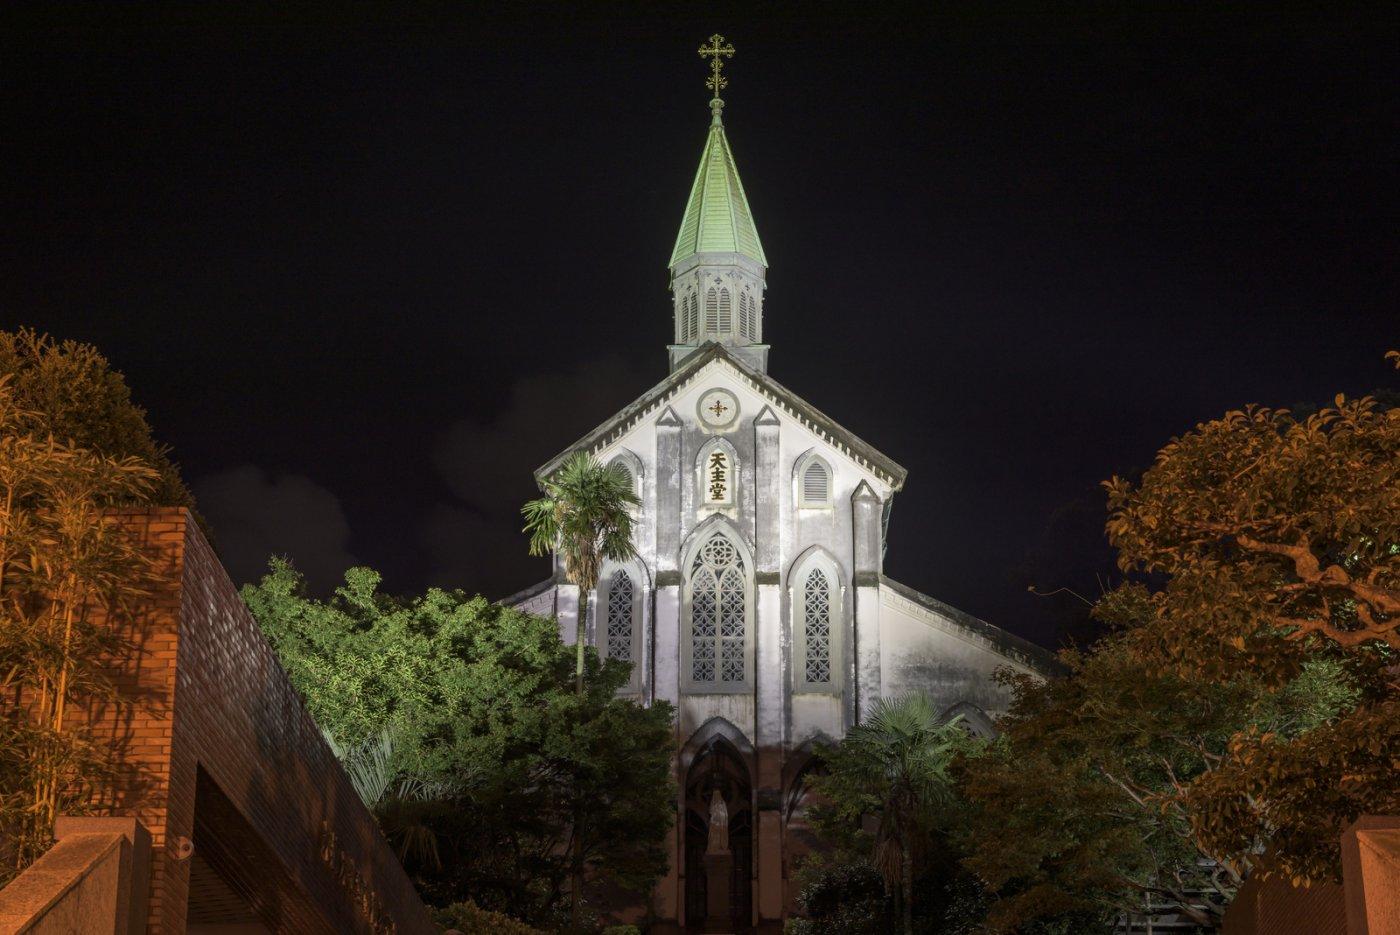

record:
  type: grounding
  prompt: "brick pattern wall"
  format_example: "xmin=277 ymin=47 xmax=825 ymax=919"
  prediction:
xmin=1223 ymin=872 xmax=1346 ymax=935
xmin=88 ymin=509 xmax=433 ymax=934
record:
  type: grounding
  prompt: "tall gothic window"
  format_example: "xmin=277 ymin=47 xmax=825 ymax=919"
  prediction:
xmin=705 ymin=287 xmax=719 ymax=333
xmin=687 ymin=294 xmax=698 ymax=340
xmin=689 ymin=534 xmax=748 ymax=687
xmin=605 ymin=569 xmax=634 ymax=663
xmin=739 ymin=293 xmax=753 ymax=339
xmin=802 ymin=568 xmax=832 ymax=684
xmin=717 ymin=289 xmax=732 ymax=333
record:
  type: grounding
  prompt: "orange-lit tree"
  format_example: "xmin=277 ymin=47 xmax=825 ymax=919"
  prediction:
xmin=0 ymin=373 xmax=157 ymax=877
xmin=1104 ymin=353 xmax=1399 ymax=883
xmin=959 ymin=351 xmax=1398 ymax=926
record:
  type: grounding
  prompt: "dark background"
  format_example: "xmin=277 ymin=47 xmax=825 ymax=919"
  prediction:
xmin=3 ymin=5 xmax=1396 ymax=648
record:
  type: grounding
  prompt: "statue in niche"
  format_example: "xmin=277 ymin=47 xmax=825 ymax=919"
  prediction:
xmin=706 ymin=788 xmax=729 ymax=854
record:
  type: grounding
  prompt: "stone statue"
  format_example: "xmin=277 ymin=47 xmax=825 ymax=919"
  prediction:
xmin=706 ymin=788 xmax=729 ymax=854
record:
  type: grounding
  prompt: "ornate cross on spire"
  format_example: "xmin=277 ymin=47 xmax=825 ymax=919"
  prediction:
xmin=698 ymin=34 xmax=735 ymax=119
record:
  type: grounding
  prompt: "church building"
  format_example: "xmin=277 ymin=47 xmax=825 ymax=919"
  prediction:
xmin=505 ymin=36 xmax=1056 ymax=934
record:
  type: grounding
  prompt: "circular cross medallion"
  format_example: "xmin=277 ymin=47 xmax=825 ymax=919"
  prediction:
xmin=697 ymin=388 xmax=740 ymax=430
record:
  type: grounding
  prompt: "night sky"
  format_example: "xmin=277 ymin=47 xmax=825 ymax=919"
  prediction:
xmin=4 ymin=6 xmax=1396 ymax=649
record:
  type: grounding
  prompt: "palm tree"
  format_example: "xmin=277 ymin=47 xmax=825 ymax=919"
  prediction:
xmin=839 ymin=694 xmax=966 ymax=935
xmin=521 ymin=452 xmax=639 ymax=695
xmin=325 ymin=726 xmax=460 ymax=872
xmin=522 ymin=452 xmax=638 ymax=933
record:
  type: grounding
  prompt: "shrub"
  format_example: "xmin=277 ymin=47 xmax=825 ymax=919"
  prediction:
xmin=433 ymin=901 xmax=543 ymax=935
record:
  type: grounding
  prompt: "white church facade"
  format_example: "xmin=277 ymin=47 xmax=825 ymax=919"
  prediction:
xmin=504 ymin=49 xmax=1055 ymax=933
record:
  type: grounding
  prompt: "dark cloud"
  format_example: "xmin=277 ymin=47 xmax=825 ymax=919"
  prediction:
xmin=420 ymin=503 xmax=536 ymax=596
xmin=194 ymin=465 xmax=357 ymax=593
xmin=426 ymin=356 xmax=650 ymax=594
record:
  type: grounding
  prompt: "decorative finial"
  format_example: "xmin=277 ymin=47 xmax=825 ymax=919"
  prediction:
xmin=698 ymin=34 xmax=735 ymax=122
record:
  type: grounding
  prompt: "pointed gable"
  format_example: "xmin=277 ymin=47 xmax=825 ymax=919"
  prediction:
xmin=536 ymin=343 xmax=906 ymax=490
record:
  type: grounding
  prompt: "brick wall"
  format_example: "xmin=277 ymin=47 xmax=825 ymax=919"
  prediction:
xmin=86 ymin=508 xmax=434 ymax=934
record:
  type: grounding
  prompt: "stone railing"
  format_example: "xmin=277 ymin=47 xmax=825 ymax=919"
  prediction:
xmin=0 ymin=817 xmax=150 ymax=935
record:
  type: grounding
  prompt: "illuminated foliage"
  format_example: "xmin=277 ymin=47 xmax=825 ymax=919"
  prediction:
xmin=958 ymin=351 xmax=1399 ymax=923
xmin=243 ymin=561 xmax=676 ymax=926
xmin=0 ymin=329 xmax=191 ymax=508
xmin=1098 ymin=354 xmax=1399 ymax=881
xmin=0 ymin=373 xmax=158 ymax=879
xmin=522 ymin=451 xmax=638 ymax=694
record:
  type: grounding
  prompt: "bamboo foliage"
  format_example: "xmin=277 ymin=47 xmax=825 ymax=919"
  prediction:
xmin=0 ymin=374 xmax=157 ymax=879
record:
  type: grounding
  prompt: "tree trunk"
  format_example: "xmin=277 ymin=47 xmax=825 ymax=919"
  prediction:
xmin=571 ymin=585 xmax=588 ymax=931
xmin=902 ymin=844 xmax=913 ymax=935
xmin=575 ymin=587 xmax=588 ymax=696
xmin=569 ymin=828 xmax=582 ymax=932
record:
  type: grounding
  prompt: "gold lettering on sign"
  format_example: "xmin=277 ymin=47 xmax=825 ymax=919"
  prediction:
xmin=708 ymin=451 xmax=729 ymax=502
xmin=319 ymin=822 xmax=397 ymax=935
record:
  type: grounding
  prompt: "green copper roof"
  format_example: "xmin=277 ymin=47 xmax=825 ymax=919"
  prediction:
xmin=669 ymin=109 xmax=767 ymax=269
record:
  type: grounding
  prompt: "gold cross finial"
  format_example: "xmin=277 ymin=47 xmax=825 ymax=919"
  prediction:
xmin=698 ymin=34 xmax=735 ymax=109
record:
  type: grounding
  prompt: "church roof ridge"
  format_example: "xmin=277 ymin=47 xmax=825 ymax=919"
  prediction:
xmin=535 ymin=343 xmax=906 ymax=489
xmin=668 ymin=113 xmax=767 ymax=270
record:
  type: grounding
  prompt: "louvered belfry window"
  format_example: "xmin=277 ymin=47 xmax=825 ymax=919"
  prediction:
xmin=687 ymin=294 xmax=699 ymax=340
xmin=705 ymin=288 xmax=719 ymax=334
xmin=803 ymin=568 xmax=833 ymax=684
xmin=690 ymin=534 xmax=747 ymax=685
xmin=738 ymin=293 xmax=752 ymax=339
xmin=606 ymin=570 xmax=634 ymax=662
xmin=717 ymin=289 xmax=732 ymax=333
xmin=802 ymin=460 xmax=831 ymax=505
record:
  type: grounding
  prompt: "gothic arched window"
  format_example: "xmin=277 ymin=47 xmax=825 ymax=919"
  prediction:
xmin=717 ymin=289 xmax=732 ymax=333
xmin=795 ymin=453 xmax=834 ymax=508
xmin=802 ymin=568 xmax=832 ymax=685
xmin=605 ymin=569 xmax=634 ymax=663
xmin=705 ymin=287 xmax=719 ymax=334
xmin=793 ymin=552 xmax=842 ymax=693
xmin=687 ymin=533 xmax=750 ymax=689
xmin=739 ymin=293 xmax=753 ymax=339
xmin=687 ymin=293 xmax=698 ymax=341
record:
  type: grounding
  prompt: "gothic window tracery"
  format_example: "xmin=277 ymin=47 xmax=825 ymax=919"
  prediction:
xmin=605 ymin=569 xmax=634 ymax=663
xmin=802 ymin=568 xmax=832 ymax=684
xmin=689 ymin=533 xmax=749 ymax=687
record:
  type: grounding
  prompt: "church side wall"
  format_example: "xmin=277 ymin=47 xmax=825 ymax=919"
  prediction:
xmin=876 ymin=583 xmax=1032 ymax=718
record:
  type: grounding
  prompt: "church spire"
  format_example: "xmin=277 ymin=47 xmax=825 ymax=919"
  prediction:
xmin=668 ymin=35 xmax=770 ymax=374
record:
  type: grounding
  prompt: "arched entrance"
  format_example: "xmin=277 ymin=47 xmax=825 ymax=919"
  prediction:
xmin=684 ymin=735 xmax=753 ymax=931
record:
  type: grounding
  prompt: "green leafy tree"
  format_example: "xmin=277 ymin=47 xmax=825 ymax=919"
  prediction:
xmin=243 ymin=560 xmax=675 ymax=927
xmin=521 ymin=452 xmax=638 ymax=694
xmin=805 ymin=694 xmax=974 ymax=935
xmin=521 ymin=453 xmax=640 ymax=932
xmin=956 ymin=640 xmax=1358 ymax=930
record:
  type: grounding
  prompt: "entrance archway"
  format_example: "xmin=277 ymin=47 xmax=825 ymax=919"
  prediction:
xmin=684 ymin=736 xmax=753 ymax=931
